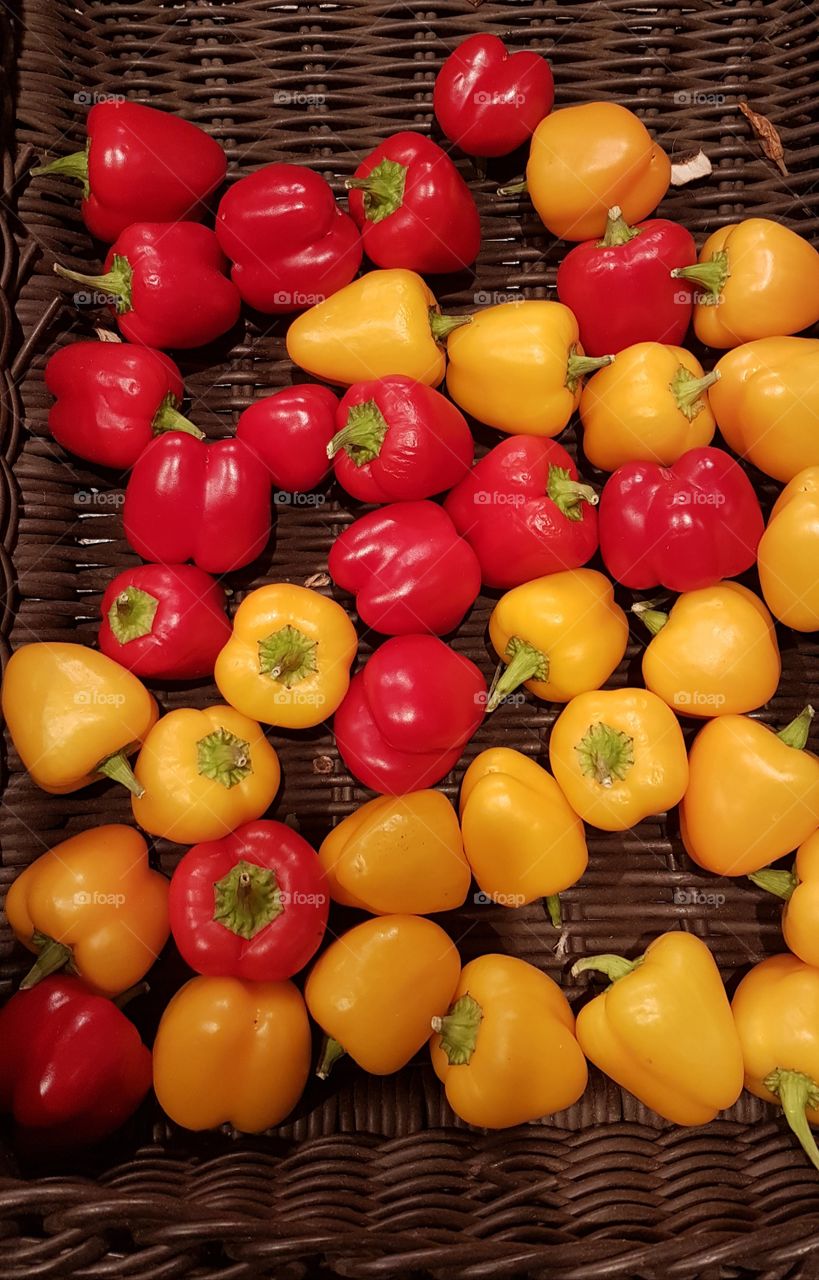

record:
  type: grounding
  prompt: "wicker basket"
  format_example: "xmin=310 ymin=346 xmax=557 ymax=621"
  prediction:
xmin=2 ymin=0 xmax=819 ymax=1275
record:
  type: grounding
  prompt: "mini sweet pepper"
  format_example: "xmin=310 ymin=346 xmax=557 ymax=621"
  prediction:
xmin=433 ymin=34 xmax=554 ymax=158
xmin=749 ymin=831 xmax=819 ymax=969
xmin=757 ymin=467 xmax=819 ymax=633
xmin=236 ymin=385 xmax=338 ymax=493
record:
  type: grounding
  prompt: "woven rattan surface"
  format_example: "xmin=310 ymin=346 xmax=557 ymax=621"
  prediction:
xmin=2 ymin=0 xmax=819 ymax=1275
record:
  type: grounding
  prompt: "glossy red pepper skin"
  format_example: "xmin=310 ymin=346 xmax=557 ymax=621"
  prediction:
xmin=330 ymin=375 xmax=473 ymax=502
xmin=433 ymin=34 xmax=554 ymax=158
xmin=334 ymin=635 xmax=486 ymax=794
xmin=98 ymin=564 xmax=232 ymax=680
xmin=168 ymin=820 xmax=328 ymax=981
xmin=236 ymin=384 xmax=338 ymax=491
xmin=599 ymin=446 xmax=764 ymax=592
xmin=0 ymin=976 xmax=151 ymax=1149
xmin=556 ymin=216 xmax=697 ymax=357
xmin=123 ymin=434 xmax=271 ymax=574
xmin=215 ymin=164 xmax=362 ymax=314
xmin=329 ymin=501 xmax=481 ymax=635
xmin=444 ymin=436 xmax=599 ymax=589
xmin=347 ymin=132 xmax=481 ymax=274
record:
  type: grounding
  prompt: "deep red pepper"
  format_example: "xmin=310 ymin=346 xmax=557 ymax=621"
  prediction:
xmin=334 ymin=635 xmax=486 ymax=795
xmin=32 ymin=101 xmax=227 ymax=243
xmin=0 ymin=976 xmax=151 ymax=1149
xmin=556 ymin=207 xmax=697 ymax=357
xmin=236 ymin=384 xmax=338 ymax=491
xmin=346 ymin=131 xmax=481 ymax=274
xmin=329 ymin=375 xmax=473 ymax=502
xmin=433 ymin=34 xmax=554 ymax=158
xmin=329 ymin=501 xmax=481 ymax=636
xmin=124 ymin=434 xmax=271 ymax=573
xmin=599 ymin=446 xmax=764 ymax=592
xmin=444 ymin=436 xmax=599 ymax=589
xmin=54 ymin=222 xmax=241 ymax=350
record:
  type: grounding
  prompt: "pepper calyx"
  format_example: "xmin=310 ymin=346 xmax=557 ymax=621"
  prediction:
xmin=597 ymin=205 xmax=641 ymax=248
xmin=486 ymin=636 xmax=549 ymax=713
xmin=431 ymin=992 xmax=483 ymax=1067
xmin=213 ymin=859 xmax=284 ymax=939
xmin=107 ymin=586 xmax=159 ymax=645
xmin=97 ymin=748 xmax=144 ymax=797
xmin=765 ymin=1068 xmax=819 ymax=1174
xmin=345 ymin=157 xmax=407 ymax=223
xmin=151 ymin=393 xmax=205 ymax=440
xmin=575 ymin=721 xmax=635 ymax=788
xmin=19 ymin=931 xmax=77 ymax=989
xmin=31 ymin=142 xmax=91 ymax=199
xmin=327 ymin=400 xmax=389 ymax=466
xmin=671 ymin=249 xmax=730 ymax=304
xmin=197 ymin=728 xmax=253 ymax=788
xmin=547 ymin=464 xmax=599 ymax=522
xmin=670 ymin=366 xmax=720 ymax=421
xmin=53 ymin=253 xmax=134 ymax=315
xmin=258 ymin=624 xmax=318 ymax=688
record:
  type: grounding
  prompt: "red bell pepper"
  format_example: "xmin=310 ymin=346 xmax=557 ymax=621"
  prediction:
xmin=444 ymin=436 xmax=599 ymax=588
xmin=44 ymin=340 xmax=203 ymax=469
xmin=329 ymin=501 xmax=481 ymax=636
xmin=599 ymin=446 xmax=764 ymax=592
xmin=346 ymin=132 xmax=481 ymax=274
xmin=32 ymin=100 xmax=227 ymax=243
xmin=124 ymin=434 xmax=271 ymax=573
xmin=216 ymin=164 xmax=362 ymax=314
xmin=433 ymin=34 xmax=554 ymax=158
xmin=99 ymin=564 xmax=232 ymax=680
xmin=556 ymin=207 xmax=697 ymax=357
xmin=168 ymin=819 xmax=328 ymax=981
xmin=0 ymin=976 xmax=151 ymax=1149
xmin=54 ymin=222 xmax=241 ymax=350
xmin=329 ymin=375 xmax=473 ymax=502
xmin=334 ymin=635 xmax=486 ymax=794
xmin=236 ymin=384 xmax=338 ymax=492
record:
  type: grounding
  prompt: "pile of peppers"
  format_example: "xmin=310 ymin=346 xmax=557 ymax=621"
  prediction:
xmin=3 ymin=40 xmax=819 ymax=1176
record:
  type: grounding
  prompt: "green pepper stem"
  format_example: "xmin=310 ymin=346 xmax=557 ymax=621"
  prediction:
xmin=670 ymin=366 xmax=721 ymax=421
xmin=547 ymin=464 xmax=599 ymax=522
xmin=431 ymin=993 xmax=483 ymax=1066
xmin=778 ymin=705 xmax=815 ymax=750
xmin=31 ymin=147 xmax=90 ymax=198
xmin=496 ymin=179 xmax=528 ymax=197
xmin=107 ymin=586 xmax=159 ymax=645
xmin=19 ymin=933 xmax=74 ymax=989
xmin=316 ymin=1036 xmax=346 ymax=1080
xmin=196 ymin=728 xmax=253 ymax=789
xmin=257 ymin=624 xmax=318 ymax=688
xmin=631 ymin=602 xmax=669 ymax=636
xmin=671 ymin=249 xmax=730 ymax=302
xmin=213 ymin=859 xmax=284 ymax=939
xmin=598 ymin=206 xmax=641 ymax=248
xmin=112 ymin=981 xmax=150 ymax=1010
xmin=97 ymin=748 xmax=144 ymax=797
xmin=574 ymin=721 xmax=635 ymax=788
xmin=566 ymin=345 xmax=614 ymax=391
xmin=345 ymin=157 xmax=407 ymax=223
xmin=327 ymin=399 xmax=388 ymax=465
xmin=546 ymin=894 xmax=562 ymax=929
xmin=53 ymin=254 xmax=133 ymax=315
xmin=765 ymin=1068 xmax=819 ymax=1173
xmin=748 ymin=867 xmax=798 ymax=901
xmin=571 ymin=953 xmax=641 ymax=983
xmin=152 ymin=393 xmax=204 ymax=440
xmin=486 ymin=636 xmax=549 ymax=713
xmin=429 ymin=309 xmax=472 ymax=342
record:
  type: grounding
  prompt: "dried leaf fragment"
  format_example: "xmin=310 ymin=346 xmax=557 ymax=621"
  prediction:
xmin=739 ymin=102 xmax=788 ymax=176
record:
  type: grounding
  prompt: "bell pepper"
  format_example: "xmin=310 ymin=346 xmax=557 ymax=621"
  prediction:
xmin=153 ymin=975 xmax=310 ymax=1132
xmin=318 ymin=790 xmax=471 ymax=915
xmin=679 ymin=706 xmax=819 ymax=877
xmin=124 ymin=434 xmax=271 ymax=574
xmin=572 ymin=933 xmax=743 ymax=1125
xmin=635 ymin=582 xmax=780 ymax=718
xmin=579 ymin=343 xmax=717 ymax=472
xmin=672 ymin=218 xmax=819 ymax=349
xmin=54 ymin=222 xmax=241 ymax=350
xmin=168 ymin=820 xmax=327 ymax=981
xmin=1 ymin=642 xmax=157 ymax=796
xmin=346 ymin=131 xmax=480 ymax=274
xmin=749 ymin=831 xmax=819 ymax=969
xmin=549 ymin=687 xmax=688 ymax=831
xmin=99 ymin=564 xmax=232 ymax=680
xmin=0 ymin=976 xmax=151 ymax=1149
xmin=444 ymin=436 xmax=599 ymax=589
xmin=333 ymin=635 xmax=486 ymax=795
xmin=758 ymin=467 xmax=819 ymax=633
xmin=130 ymin=705 xmax=281 ymax=844
xmin=710 ymin=338 xmax=819 ymax=483
xmin=44 ymin=340 xmax=203 ymax=469
xmin=459 ymin=749 xmax=587 ymax=914
xmin=236 ymin=385 xmax=338 ymax=492
xmin=6 ymin=824 xmax=169 ymax=996
xmin=430 ymin=954 xmax=587 ymax=1128
xmin=599 ymin=446 xmax=763 ymax=592
xmin=214 ymin=584 xmax=357 ymax=730
xmin=433 ymin=34 xmax=554 ymax=158
xmin=305 ymin=914 xmax=460 ymax=1077
xmin=445 ymin=300 xmax=612 ymax=437
xmin=31 ymin=100 xmax=227 ymax=242
xmin=328 ymin=376 xmax=473 ymax=502
xmin=286 ymin=268 xmax=470 ymax=387
xmin=486 ymin=569 xmax=628 ymax=711
xmin=556 ymin=207 xmax=696 ymax=357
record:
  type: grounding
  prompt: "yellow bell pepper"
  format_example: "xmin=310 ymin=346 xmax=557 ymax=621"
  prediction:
xmin=131 ymin=705 xmax=281 ymax=844
xmin=5 ymin=824 xmax=169 ymax=997
xmin=445 ymin=300 xmax=612 ymax=436
xmin=549 ymin=688 xmax=688 ymax=831
xmin=672 ymin=219 xmax=819 ymax=349
xmin=459 ymin=748 xmax=587 ymax=917
xmin=758 ymin=467 xmax=819 ymax=632
xmin=153 ymin=975 xmax=310 ymax=1132
xmin=214 ymin=583 xmax=357 ymax=730
xmin=285 ymin=268 xmax=470 ymax=387
xmin=572 ymin=932 xmax=743 ymax=1125
xmin=680 ymin=707 xmax=819 ymax=876
xmin=579 ymin=342 xmax=717 ymax=471
xmin=318 ymin=790 xmax=471 ymax=915
xmin=486 ymin=569 xmax=628 ymax=711
xmin=634 ymin=582 xmax=781 ymax=717
xmin=430 ymin=953 xmax=588 ymax=1128
xmin=749 ymin=830 xmax=819 ymax=967
xmin=305 ymin=914 xmax=460 ymax=1077
xmin=1 ymin=642 xmax=157 ymax=795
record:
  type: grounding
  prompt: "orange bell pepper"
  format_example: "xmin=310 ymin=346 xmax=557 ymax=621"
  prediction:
xmin=757 ymin=467 xmax=819 ymax=632
xmin=749 ymin=830 xmax=819 ymax=967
